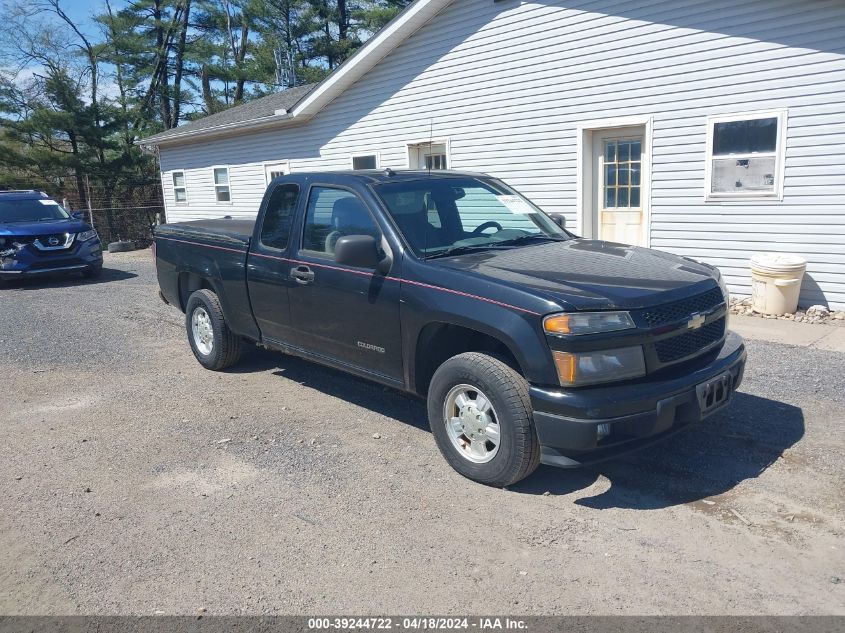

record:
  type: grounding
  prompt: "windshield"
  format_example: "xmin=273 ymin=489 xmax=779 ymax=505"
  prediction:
xmin=0 ymin=198 xmax=70 ymax=223
xmin=372 ymin=177 xmax=569 ymax=258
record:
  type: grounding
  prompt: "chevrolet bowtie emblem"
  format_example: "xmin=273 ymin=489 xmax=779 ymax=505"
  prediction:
xmin=687 ymin=313 xmax=706 ymax=329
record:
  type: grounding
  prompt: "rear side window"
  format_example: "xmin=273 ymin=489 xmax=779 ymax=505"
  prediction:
xmin=259 ymin=184 xmax=299 ymax=250
xmin=301 ymin=186 xmax=380 ymax=258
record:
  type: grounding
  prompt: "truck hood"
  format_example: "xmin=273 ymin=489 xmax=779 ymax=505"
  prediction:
xmin=0 ymin=218 xmax=91 ymax=237
xmin=432 ymin=239 xmax=720 ymax=311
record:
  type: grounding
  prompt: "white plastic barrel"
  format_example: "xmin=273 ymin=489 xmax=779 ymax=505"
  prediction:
xmin=749 ymin=253 xmax=807 ymax=315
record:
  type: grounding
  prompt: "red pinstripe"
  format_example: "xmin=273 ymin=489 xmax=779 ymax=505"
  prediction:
xmin=156 ymin=235 xmax=540 ymax=316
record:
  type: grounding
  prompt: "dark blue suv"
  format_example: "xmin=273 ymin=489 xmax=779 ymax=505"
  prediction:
xmin=0 ymin=190 xmax=103 ymax=282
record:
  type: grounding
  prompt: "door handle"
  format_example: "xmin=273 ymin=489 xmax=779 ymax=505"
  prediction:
xmin=290 ymin=265 xmax=315 ymax=284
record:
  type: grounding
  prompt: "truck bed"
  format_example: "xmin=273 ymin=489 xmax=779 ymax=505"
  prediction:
xmin=155 ymin=218 xmax=255 ymax=247
xmin=154 ymin=217 xmax=260 ymax=340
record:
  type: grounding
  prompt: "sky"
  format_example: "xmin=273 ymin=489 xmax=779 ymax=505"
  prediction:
xmin=1 ymin=0 xmax=128 ymax=98
xmin=60 ymin=0 xmax=124 ymax=36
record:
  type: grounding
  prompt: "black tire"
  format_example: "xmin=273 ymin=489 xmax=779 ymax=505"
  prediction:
xmin=185 ymin=289 xmax=242 ymax=371
xmin=82 ymin=264 xmax=103 ymax=279
xmin=427 ymin=352 xmax=540 ymax=487
xmin=107 ymin=240 xmax=135 ymax=253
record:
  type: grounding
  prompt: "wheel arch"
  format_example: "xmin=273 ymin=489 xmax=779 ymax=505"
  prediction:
xmin=412 ymin=321 xmax=526 ymax=396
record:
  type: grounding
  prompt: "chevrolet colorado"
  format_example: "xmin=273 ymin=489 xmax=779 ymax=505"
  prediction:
xmin=154 ymin=170 xmax=746 ymax=486
xmin=0 ymin=190 xmax=103 ymax=281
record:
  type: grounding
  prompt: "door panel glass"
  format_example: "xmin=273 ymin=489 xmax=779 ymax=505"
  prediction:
xmin=630 ymin=141 xmax=642 ymax=161
xmin=617 ymin=187 xmax=629 ymax=207
xmin=602 ymin=138 xmax=642 ymax=210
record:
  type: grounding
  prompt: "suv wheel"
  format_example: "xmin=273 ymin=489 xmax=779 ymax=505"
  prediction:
xmin=428 ymin=352 xmax=540 ymax=487
xmin=185 ymin=289 xmax=241 ymax=371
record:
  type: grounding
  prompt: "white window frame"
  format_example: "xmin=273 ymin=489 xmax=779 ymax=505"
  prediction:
xmin=171 ymin=170 xmax=188 ymax=205
xmin=262 ymin=161 xmax=290 ymax=186
xmin=212 ymin=165 xmax=232 ymax=204
xmin=704 ymin=109 xmax=787 ymax=202
xmin=350 ymin=152 xmax=380 ymax=170
xmin=406 ymin=139 xmax=451 ymax=170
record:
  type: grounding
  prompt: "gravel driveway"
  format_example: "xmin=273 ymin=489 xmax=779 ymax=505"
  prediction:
xmin=1 ymin=252 xmax=843 ymax=615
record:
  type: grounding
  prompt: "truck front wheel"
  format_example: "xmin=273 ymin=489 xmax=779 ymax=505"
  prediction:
xmin=427 ymin=352 xmax=540 ymax=487
xmin=185 ymin=289 xmax=242 ymax=371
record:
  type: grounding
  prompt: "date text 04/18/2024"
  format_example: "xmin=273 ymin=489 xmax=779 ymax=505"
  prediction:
xmin=307 ymin=618 xmax=528 ymax=630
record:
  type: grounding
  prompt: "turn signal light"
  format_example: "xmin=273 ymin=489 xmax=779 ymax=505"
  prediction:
xmin=552 ymin=346 xmax=646 ymax=386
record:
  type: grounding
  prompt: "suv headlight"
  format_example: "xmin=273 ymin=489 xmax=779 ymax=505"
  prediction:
xmin=553 ymin=346 xmax=646 ymax=387
xmin=77 ymin=229 xmax=98 ymax=242
xmin=544 ymin=311 xmax=635 ymax=336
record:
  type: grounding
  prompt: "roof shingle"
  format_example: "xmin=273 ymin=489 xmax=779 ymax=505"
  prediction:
xmin=142 ymin=83 xmax=316 ymax=144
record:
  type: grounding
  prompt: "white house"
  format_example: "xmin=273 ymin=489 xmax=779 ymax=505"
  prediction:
xmin=141 ymin=0 xmax=845 ymax=309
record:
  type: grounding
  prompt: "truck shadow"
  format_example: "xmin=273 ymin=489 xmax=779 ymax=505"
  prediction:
xmin=1 ymin=267 xmax=137 ymax=290
xmin=235 ymin=348 xmax=803 ymax=509
xmin=511 ymin=392 xmax=805 ymax=509
xmin=235 ymin=346 xmax=430 ymax=432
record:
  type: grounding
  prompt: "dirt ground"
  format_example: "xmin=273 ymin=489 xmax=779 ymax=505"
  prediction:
xmin=0 ymin=251 xmax=843 ymax=615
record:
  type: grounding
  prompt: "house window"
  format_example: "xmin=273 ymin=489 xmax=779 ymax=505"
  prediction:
xmin=213 ymin=167 xmax=231 ymax=202
xmin=351 ymin=154 xmax=378 ymax=170
xmin=706 ymin=111 xmax=786 ymax=200
xmin=408 ymin=141 xmax=448 ymax=170
xmin=425 ymin=153 xmax=448 ymax=170
xmin=172 ymin=171 xmax=187 ymax=204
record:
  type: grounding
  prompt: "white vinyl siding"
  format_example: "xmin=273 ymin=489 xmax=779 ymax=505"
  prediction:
xmin=158 ymin=0 xmax=845 ymax=309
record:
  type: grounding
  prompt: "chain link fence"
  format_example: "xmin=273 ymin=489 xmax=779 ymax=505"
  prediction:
xmin=61 ymin=180 xmax=166 ymax=247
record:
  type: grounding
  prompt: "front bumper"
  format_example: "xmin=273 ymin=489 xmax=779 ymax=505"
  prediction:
xmin=531 ymin=332 xmax=747 ymax=467
xmin=0 ymin=239 xmax=103 ymax=278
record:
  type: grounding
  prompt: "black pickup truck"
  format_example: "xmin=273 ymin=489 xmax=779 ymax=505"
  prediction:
xmin=154 ymin=170 xmax=746 ymax=486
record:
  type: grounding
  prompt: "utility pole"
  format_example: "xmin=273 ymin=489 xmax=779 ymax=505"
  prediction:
xmin=85 ymin=174 xmax=95 ymax=228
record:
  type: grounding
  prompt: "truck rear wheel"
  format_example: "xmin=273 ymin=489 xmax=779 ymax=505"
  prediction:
xmin=427 ymin=352 xmax=540 ymax=487
xmin=185 ymin=289 xmax=241 ymax=371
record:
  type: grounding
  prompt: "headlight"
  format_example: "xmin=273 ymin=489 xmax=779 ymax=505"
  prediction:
xmin=77 ymin=229 xmax=98 ymax=242
xmin=553 ymin=346 xmax=646 ymax=386
xmin=544 ymin=311 xmax=635 ymax=336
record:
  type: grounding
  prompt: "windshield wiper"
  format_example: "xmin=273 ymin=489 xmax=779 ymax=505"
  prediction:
xmin=493 ymin=234 xmax=567 ymax=247
xmin=425 ymin=243 xmax=513 ymax=260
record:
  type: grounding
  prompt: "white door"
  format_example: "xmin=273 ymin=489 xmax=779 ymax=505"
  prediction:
xmin=591 ymin=128 xmax=646 ymax=246
xmin=264 ymin=162 xmax=290 ymax=185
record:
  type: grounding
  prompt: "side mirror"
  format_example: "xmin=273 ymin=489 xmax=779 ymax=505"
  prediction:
xmin=548 ymin=213 xmax=566 ymax=229
xmin=334 ymin=234 xmax=381 ymax=270
xmin=71 ymin=211 xmax=85 ymax=220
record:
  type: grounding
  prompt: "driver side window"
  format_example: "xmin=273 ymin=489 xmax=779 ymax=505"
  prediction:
xmin=301 ymin=187 xmax=380 ymax=259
